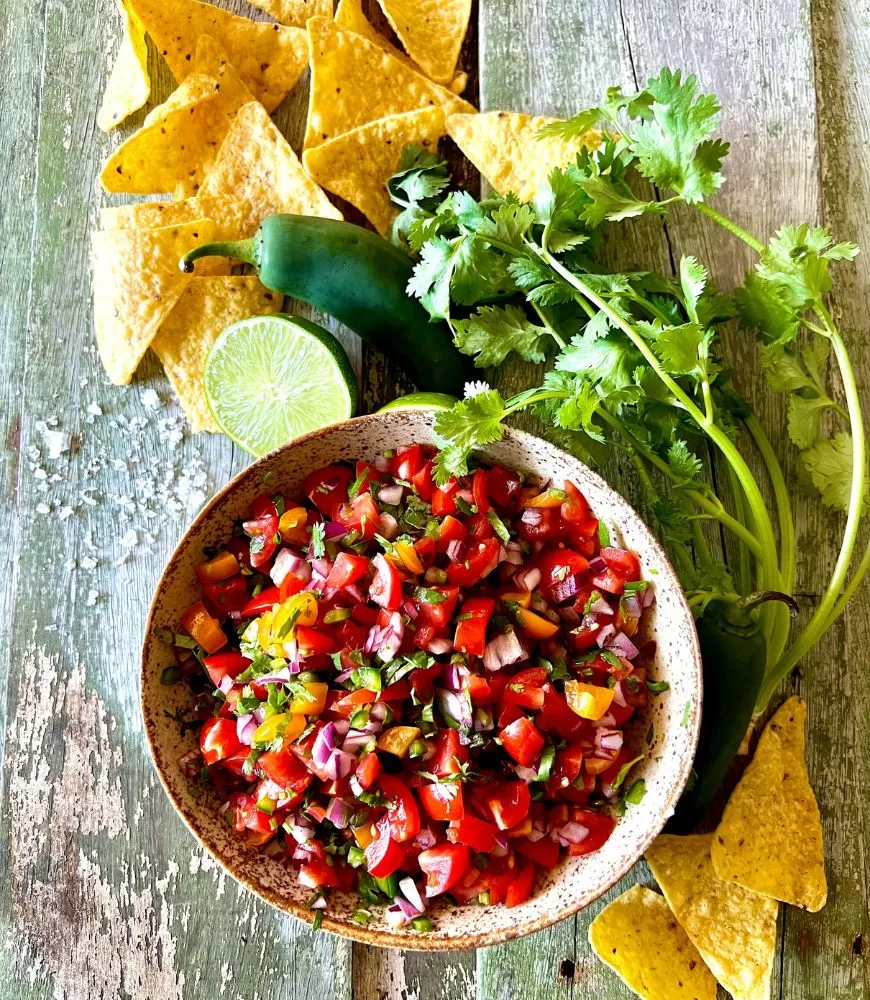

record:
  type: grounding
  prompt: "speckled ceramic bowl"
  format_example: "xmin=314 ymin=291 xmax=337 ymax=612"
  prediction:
xmin=142 ymin=411 xmax=701 ymax=950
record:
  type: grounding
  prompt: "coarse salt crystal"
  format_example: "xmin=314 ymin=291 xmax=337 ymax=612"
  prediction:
xmin=35 ymin=502 xmax=51 ymax=514
xmin=120 ymin=529 xmax=138 ymax=548
xmin=141 ymin=388 xmax=161 ymax=410
xmin=86 ymin=590 xmax=100 ymax=607
xmin=81 ymin=556 xmax=98 ymax=570
xmin=41 ymin=428 xmax=70 ymax=459
xmin=87 ymin=402 xmax=103 ymax=416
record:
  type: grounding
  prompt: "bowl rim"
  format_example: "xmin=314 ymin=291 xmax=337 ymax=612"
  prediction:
xmin=141 ymin=411 xmax=702 ymax=951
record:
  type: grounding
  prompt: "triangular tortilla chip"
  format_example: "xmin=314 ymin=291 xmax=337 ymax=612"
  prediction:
xmin=588 ymin=885 xmax=718 ymax=1000
xmin=246 ymin=0 xmax=331 ymax=26
xmin=303 ymin=107 xmax=445 ymax=235
xmin=97 ymin=0 xmax=150 ymax=131
xmin=645 ymin=834 xmax=778 ymax=1000
xmin=197 ymin=102 xmax=341 ymax=241
xmin=304 ymin=17 xmax=473 ymax=149
xmin=99 ymin=195 xmax=240 ymax=237
xmin=446 ymin=111 xmax=601 ymax=202
xmin=712 ymin=697 xmax=826 ymax=912
xmin=334 ymin=0 xmax=467 ymax=93
xmin=376 ymin=0 xmax=471 ymax=85
xmin=100 ymin=72 xmax=242 ymax=196
xmin=91 ymin=220 xmax=228 ymax=386
xmin=126 ymin=0 xmax=308 ymax=112
xmin=153 ymin=276 xmax=283 ymax=432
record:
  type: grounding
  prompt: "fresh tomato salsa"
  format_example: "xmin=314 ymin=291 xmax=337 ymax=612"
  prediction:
xmin=168 ymin=445 xmax=658 ymax=930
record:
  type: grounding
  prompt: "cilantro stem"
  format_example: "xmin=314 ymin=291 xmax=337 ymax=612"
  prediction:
xmin=695 ymin=203 xmax=765 ymax=254
xmin=745 ymin=415 xmax=795 ymax=593
xmin=531 ymin=303 xmax=567 ymax=348
xmin=542 ymin=248 xmax=780 ymax=584
xmin=723 ymin=460 xmax=752 ymax=595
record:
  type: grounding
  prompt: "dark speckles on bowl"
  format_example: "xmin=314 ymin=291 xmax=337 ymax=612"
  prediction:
xmin=141 ymin=411 xmax=702 ymax=950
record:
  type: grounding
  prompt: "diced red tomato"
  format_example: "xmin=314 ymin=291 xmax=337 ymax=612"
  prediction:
xmin=200 ymin=717 xmax=242 ymax=766
xmin=411 ymin=460 xmax=436 ymax=501
xmin=431 ymin=728 xmax=469 ymax=777
xmin=229 ymin=792 xmax=275 ymax=845
xmin=419 ymin=780 xmax=464 ymax=821
xmin=454 ymin=596 xmax=495 ymax=656
xmin=203 ymin=651 xmax=249 ymax=689
xmin=592 ymin=567 xmax=626 ymax=595
xmin=436 ymin=514 xmax=466 ymax=551
xmin=564 ymin=812 xmax=616 ymax=856
xmin=415 ymin=585 xmax=459 ymax=627
xmin=485 ymin=781 xmax=531 ymax=830
xmin=243 ymin=512 xmax=280 ymax=569
xmin=202 ymin=575 xmax=249 ymax=616
xmin=325 ymin=552 xmax=370 ymax=590
xmin=472 ymin=468 xmax=490 ymax=513
xmin=536 ymin=548 xmax=590 ymax=604
xmin=418 ymin=844 xmax=471 ymax=897
xmin=500 ymin=717 xmax=545 ymax=767
xmin=379 ymin=774 xmax=421 ymax=843
xmin=364 ymin=816 xmax=405 ymax=878
xmin=354 ymin=752 xmax=381 ymax=791
xmin=446 ymin=538 xmax=500 ymax=587
xmin=299 ymin=858 xmax=340 ymax=889
xmin=448 ymin=816 xmax=500 ymax=852
xmin=337 ymin=492 xmax=379 ymax=540
xmin=392 ymin=444 xmax=424 ymax=481
xmin=518 ymin=507 xmax=564 ymax=543
xmin=601 ymin=546 xmax=642 ymax=581
xmin=515 ymin=836 xmax=560 ymax=869
xmin=241 ymin=586 xmax=280 ymax=617
xmin=505 ymin=864 xmax=537 ymax=907
xmin=489 ymin=465 xmax=522 ymax=509
xmin=256 ymin=748 xmax=312 ymax=792
xmin=296 ymin=626 xmax=336 ymax=657
xmin=369 ymin=554 xmax=403 ymax=610
xmin=304 ymin=465 xmax=354 ymax=520
xmin=432 ymin=479 xmax=458 ymax=516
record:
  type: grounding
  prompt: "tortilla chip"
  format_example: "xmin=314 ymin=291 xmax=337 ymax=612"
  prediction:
xmin=246 ymin=0 xmax=331 ymax=26
xmin=304 ymin=17 xmax=473 ymax=149
xmin=97 ymin=0 xmax=150 ymax=131
xmin=446 ymin=111 xmax=601 ymax=202
xmin=588 ymin=885 xmax=717 ymax=1000
xmin=712 ymin=697 xmax=826 ymax=912
xmin=645 ymin=834 xmax=778 ymax=1000
xmin=334 ymin=0 xmax=467 ymax=93
xmin=91 ymin=220 xmax=228 ymax=386
xmin=303 ymin=107 xmax=445 ymax=235
xmin=153 ymin=276 xmax=283 ymax=432
xmin=376 ymin=0 xmax=471 ymax=85
xmin=197 ymin=102 xmax=341 ymax=241
xmin=100 ymin=71 xmax=243 ymax=196
xmin=126 ymin=0 xmax=308 ymax=112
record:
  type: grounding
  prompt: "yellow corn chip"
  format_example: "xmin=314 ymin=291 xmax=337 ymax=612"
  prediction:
xmin=645 ymin=834 xmax=778 ymax=1000
xmin=99 ymin=195 xmax=241 ymax=238
xmin=303 ymin=107 xmax=445 ymax=235
xmin=447 ymin=111 xmax=601 ymax=202
xmin=126 ymin=0 xmax=308 ymax=112
xmin=588 ymin=885 xmax=717 ymax=1000
xmin=334 ymin=0 xmax=467 ymax=93
xmin=101 ymin=72 xmax=237 ymax=196
xmin=712 ymin=697 xmax=826 ymax=912
xmin=197 ymin=102 xmax=341 ymax=241
xmin=304 ymin=17 xmax=473 ymax=149
xmin=153 ymin=276 xmax=283 ymax=432
xmin=91 ymin=220 xmax=228 ymax=386
xmin=376 ymin=0 xmax=471 ymax=85
xmin=97 ymin=0 xmax=150 ymax=131
xmin=246 ymin=0 xmax=331 ymax=27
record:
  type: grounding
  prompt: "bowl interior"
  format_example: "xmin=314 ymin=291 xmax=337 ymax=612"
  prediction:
xmin=141 ymin=410 xmax=701 ymax=949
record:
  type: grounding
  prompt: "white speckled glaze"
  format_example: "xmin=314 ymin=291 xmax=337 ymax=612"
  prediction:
xmin=141 ymin=411 xmax=702 ymax=950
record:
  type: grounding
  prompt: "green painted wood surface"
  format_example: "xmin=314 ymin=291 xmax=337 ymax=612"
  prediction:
xmin=0 ymin=1 xmax=867 ymax=998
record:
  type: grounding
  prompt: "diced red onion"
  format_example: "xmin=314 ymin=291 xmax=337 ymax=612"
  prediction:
xmin=426 ymin=637 xmax=453 ymax=656
xmin=555 ymin=821 xmax=590 ymax=846
xmin=496 ymin=544 xmax=509 ymax=564
xmin=364 ymin=612 xmax=404 ymax=663
xmin=253 ymin=706 xmax=266 ymax=724
xmin=377 ymin=483 xmax=404 ymax=506
xmin=285 ymin=815 xmax=315 ymax=844
xmin=607 ymin=631 xmax=640 ymax=660
xmin=596 ymin=623 xmax=617 ymax=648
xmin=293 ymin=843 xmax=316 ymax=861
xmin=437 ymin=688 xmax=472 ymax=727
xmin=218 ymin=673 xmax=235 ymax=695
xmin=374 ymin=453 xmax=390 ymax=472
xmin=312 ymin=722 xmax=337 ymax=765
xmin=377 ymin=511 xmax=399 ymax=541
xmin=309 ymin=895 xmax=328 ymax=911
xmin=491 ymin=832 xmax=509 ymax=857
xmin=334 ymin=667 xmax=354 ymax=683
xmin=271 ymin=550 xmax=310 ymax=587
xmin=260 ymin=778 xmax=285 ymax=801
xmin=642 ymin=585 xmax=655 ymax=608
xmin=591 ymin=712 xmax=617 ymax=729
xmin=521 ymin=508 xmax=543 ymax=526
xmin=589 ymin=596 xmax=613 ymax=616
xmin=446 ymin=539 xmax=467 ymax=564
xmin=483 ymin=629 xmax=528 ymax=672
xmin=414 ymin=826 xmax=437 ymax=849
xmin=325 ymin=796 xmax=352 ymax=829
xmin=595 ymin=728 xmax=624 ymax=753
xmin=385 ymin=903 xmax=410 ymax=927
xmin=344 ymin=584 xmax=363 ymax=603
xmin=527 ymin=826 xmax=547 ymax=842
xmin=622 ymin=594 xmax=642 ymax=620
xmin=332 ymin=718 xmax=350 ymax=737
xmin=256 ymin=666 xmax=292 ymax=684
xmin=369 ymin=702 xmax=389 ymax=722
xmin=612 ymin=681 xmax=628 ymax=708
xmin=601 ymin=783 xmax=621 ymax=803
xmin=324 ymin=747 xmax=354 ymax=780
xmin=342 ymin=731 xmax=374 ymax=754
xmin=310 ymin=557 xmax=331 ymax=578
xmin=324 ymin=520 xmax=348 ymax=540
xmin=403 ymin=599 xmax=419 ymax=621
xmin=513 ymin=566 xmax=541 ymax=592
xmin=456 ymin=488 xmax=474 ymax=504
xmin=236 ymin=713 xmax=256 ymax=746
xmin=180 ymin=750 xmax=201 ymax=778
xmin=515 ymin=764 xmax=537 ymax=782
xmin=399 ymin=877 xmax=426 ymax=914
xmin=550 ymin=573 xmax=583 ymax=603
xmin=588 ymin=556 xmax=606 ymax=572
xmin=503 ymin=541 xmax=524 ymax=566
xmin=444 ymin=661 xmax=468 ymax=691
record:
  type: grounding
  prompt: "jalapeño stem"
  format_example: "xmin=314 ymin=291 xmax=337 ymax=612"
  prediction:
xmin=180 ymin=239 xmax=256 ymax=272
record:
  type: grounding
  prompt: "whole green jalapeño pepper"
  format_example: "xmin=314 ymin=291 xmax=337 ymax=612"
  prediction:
xmin=670 ymin=591 xmax=798 ymax=832
xmin=181 ymin=215 xmax=473 ymax=396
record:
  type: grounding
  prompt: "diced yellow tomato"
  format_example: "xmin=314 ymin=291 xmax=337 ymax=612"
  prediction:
xmin=565 ymin=680 xmax=615 ymax=721
xmin=376 ymin=725 xmax=422 ymax=758
xmin=252 ymin=712 xmax=306 ymax=746
xmin=180 ymin=600 xmax=227 ymax=654
xmin=524 ymin=488 xmax=566 ymax=509
xmin=516 ymin=608 xmax=559 ymax=639
xmin=392 ymin=540 xmax=424 ymax=574
xmin=278 ymin=506 xmax=309 ymax=544
xmin=289 ymin=682 xmax=328 ymax=715
xmin=259 ymin=592 xmax=319 ymax=653
xmin=584 ymin=756 xmax=613 ymax=776
xmin=196 ymin=550 xmax=240 ymax=583
xmin=353 ymin=822 xmax=376 ymax=849
xmin=501 ymin=590 xmax=532 ymax=609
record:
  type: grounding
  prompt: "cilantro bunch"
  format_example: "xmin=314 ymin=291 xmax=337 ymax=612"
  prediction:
xmin=390 ymin=69 xmax=868 ymax=711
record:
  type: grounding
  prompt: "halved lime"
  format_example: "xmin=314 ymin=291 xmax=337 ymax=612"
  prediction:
xmin=379 ymin=392 xmax=457 ymax=412
xmin=204 ymin=314 xmax=356 ymax=457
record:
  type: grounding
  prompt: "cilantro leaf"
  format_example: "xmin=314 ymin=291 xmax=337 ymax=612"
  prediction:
xmin=556 ymin=331 xmax=642 ymax=392
xmin=788 ymin=394 xmax=831 ymax=450
xmin=432 ymin=390 xmax=508 ymax=484
xmin=308 ymin=521 xmax=326 ymax=560
xmin=678 ymin=256 xmax=707 ymax=321
xmin=733 ymin=271 xmax=800 ymax=346
xmin=452 ymin=304 xmax=549 ymax=367
xmin=755 ymin=225 xmax=859 ymax=310
xmin=387 ymin=144 xmax=450 ymax=206
xmin=666 ymin=440 xmax=704 ymax=486
xmin=802 ymin=432 xmax=868 ymax=512
xmin=651 ymin=322 xmax=704 ymax=375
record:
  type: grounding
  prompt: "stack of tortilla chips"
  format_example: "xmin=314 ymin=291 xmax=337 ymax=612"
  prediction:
xmin=588 ymin=697 xmax=827 ymax=999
